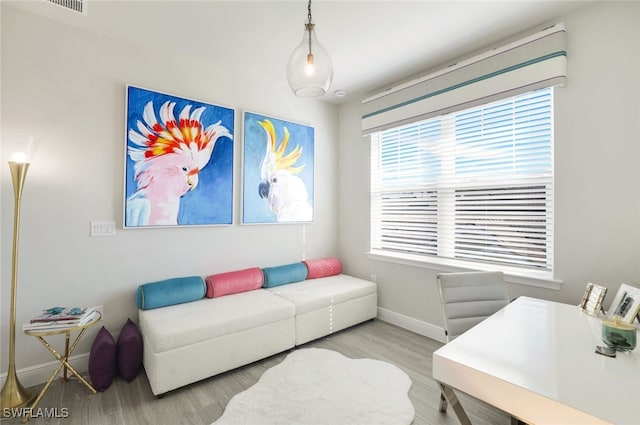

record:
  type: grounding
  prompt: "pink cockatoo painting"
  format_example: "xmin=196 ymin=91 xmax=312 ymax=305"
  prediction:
xmin=242 ymin=112 xmax=314 ymax=224
xmin=125 ymin=86 xmax=234 ymax=227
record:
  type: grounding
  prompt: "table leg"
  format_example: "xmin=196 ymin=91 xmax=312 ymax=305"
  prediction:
xmin=437 ymin=381 xmax=472 ymax=425
xmin=33 ymin=334 xmax=97 ymax=394
xmin=22 ymin=357 xmax=68 ymax=423
xmin=56 ymin=361 xmax=96 ymax=395
xmin=22 ymin=331 xmax=98 ymax=423
xmin=63 ymin=332 xmax=70 ymax=382
xmin=63 ymin=328 xmax=93 ymax=390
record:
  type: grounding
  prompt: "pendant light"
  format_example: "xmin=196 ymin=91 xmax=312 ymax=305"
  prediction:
xmin=287 ymin=0 xmax=333 ymax=98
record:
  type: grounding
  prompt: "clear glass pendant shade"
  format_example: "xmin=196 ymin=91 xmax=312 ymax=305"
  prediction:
xmin=287 ymin=23 xmax=333 ymax=98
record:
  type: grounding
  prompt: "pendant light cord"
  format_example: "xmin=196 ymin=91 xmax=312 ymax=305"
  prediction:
xmin=307 ymin=0 xmax=313 ymax=57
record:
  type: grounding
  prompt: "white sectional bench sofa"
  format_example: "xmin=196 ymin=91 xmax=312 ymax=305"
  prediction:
xmin=266 ymin=275 xmax=378 ymax=346
xmin=137 ymin=259 xmax=377 ymax=396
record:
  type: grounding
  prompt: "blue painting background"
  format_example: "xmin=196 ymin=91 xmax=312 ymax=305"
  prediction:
xmin=125 ymin=85 xmax=235 ymax=226
xmin=242 ymin=112 xmax=314 ymax=224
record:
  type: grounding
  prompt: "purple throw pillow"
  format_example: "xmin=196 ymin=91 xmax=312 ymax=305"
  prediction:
xmin=117 ymin=318 xmax=143 ymax=382
xmin=88 ymin=326 xmax=116 ymax=392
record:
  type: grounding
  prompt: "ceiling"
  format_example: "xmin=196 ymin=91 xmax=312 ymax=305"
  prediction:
xmin=7 ymin=0 xmax=594 ymax=104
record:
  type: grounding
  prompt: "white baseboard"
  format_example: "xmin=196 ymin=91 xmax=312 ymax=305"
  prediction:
xmin=377 ymin=307 xmax=446 ymax=343
xmin=0 ymin=352 xmax=90 ymax=389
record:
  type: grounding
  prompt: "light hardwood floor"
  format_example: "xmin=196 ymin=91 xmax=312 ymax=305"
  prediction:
xmin=1 ymin=320 xmax=509 ymax=425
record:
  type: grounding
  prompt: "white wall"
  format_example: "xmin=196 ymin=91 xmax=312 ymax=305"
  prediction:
xmin=337 ymin=1 xmax=640 ymax=339
xmin=0 ymin=4 xmax=338 ymax=379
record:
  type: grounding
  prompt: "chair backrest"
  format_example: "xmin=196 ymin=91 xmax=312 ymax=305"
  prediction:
xmin=436 ymin=271 xmax=509 ymax=342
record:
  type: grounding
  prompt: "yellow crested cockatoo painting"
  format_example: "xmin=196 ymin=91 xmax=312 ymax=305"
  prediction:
xmin=242 ymin=112 xmax=314 ymax=223
xmin=125 ymin=86 xmax=234 ymax=227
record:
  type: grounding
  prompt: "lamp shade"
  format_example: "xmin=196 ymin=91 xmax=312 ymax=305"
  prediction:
xmin=5 ymin=133 xmax=38 ymax=163
xmin=287 ymin=24 xmax=333 ymax=98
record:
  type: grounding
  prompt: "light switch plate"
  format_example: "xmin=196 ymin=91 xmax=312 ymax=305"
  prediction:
xmin=90 ymin=221 xmax=116 ymax=237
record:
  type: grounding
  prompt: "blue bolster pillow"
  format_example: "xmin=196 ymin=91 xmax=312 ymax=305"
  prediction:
xmin=262 ymin=263 xmax=308 ymax=288
xmin=136 ymin=276 xmax=205 ymax=310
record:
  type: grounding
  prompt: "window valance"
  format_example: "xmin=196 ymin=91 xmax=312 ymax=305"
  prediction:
xmin=362 ymin=23 xmax=566 ymax=136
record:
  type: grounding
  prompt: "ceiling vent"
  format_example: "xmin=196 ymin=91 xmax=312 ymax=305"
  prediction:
xmin=46 ymin=0 xmax=86 ymax=15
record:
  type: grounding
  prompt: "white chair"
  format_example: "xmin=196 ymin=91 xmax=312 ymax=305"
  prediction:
xmin=435 ymin=271 xmax=510 ymax=419
xmin=437 ymin=271 xmax=510 ymax=342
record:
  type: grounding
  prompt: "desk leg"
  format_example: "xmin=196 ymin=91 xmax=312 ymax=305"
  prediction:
xmin=437 ymin=382 xmax=472 ymax=425
xmin=439 ymin=392 xmax=448 ymax=412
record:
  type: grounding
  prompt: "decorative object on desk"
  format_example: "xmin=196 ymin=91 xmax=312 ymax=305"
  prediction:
xmin=608 ymin=283 xmax=640 ymax=323
xmin=601 ymin=318 xmax=637 ymax=352
xmin=1 ymin=133 xmax=37 ymax=409
xmin=242 ymin=112 xmax=314 ymax=224
xmin=124 ymin=85 xmax=235 ymax=228
xmin=579 ymin=282 xmax=607 ymax=316
xmin=595 ymin=345 xmax=616 ymax=358
xmin=88 ymin=326 xmax=117 ymax=392
xmin=212 ymin=348 xmax=414 ymax=425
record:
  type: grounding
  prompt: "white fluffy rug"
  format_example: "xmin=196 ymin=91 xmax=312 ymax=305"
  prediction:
xmin=212 ymin=348 xmax=415 ymax=425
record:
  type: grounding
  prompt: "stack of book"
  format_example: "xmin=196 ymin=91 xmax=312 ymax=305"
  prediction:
xmin=22 ymin=306 xmax=100 ymax=331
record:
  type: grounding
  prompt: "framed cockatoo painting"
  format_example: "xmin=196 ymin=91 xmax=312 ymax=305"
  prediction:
xmin=242 ymin=112 xmax=314 ymax=224
xmin=124 ymin=85 xmax=235 ymax=227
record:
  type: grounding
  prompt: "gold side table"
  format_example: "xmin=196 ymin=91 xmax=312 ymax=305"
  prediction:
xmin=22 ymin=313 xmax=101 ymax=423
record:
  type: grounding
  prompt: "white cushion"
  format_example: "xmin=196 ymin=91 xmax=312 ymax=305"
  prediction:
xmin=143 ymin=317 xmax=295 ymax=395
xmin=140 ymin=289 xmax=295 ymax=353
xmin=267 ymin=274 xmax=377 ymax=314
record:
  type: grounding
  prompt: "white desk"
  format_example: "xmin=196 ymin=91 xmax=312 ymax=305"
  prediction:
xmin=433 ymin=296 xmax=640 ymax=425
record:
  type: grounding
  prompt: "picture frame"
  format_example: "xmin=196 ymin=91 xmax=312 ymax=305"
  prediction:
xmin=579 ymin=282 xmax=607 ymax=316
xmin=241 ymin=111 xmax=314 ymax=224
xmin=607 ymin=283 xmax=640 ymax=324
xmin=124 ymin=85 xmax=235 ymax=228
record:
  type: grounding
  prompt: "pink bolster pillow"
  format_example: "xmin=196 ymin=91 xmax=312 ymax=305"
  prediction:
xmin=303 ymin=258 xmax=342 ymax=279
xmin=205 ymin=267 xmax=264 ymax=298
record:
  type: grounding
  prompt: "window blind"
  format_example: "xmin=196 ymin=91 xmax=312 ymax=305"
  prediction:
xmin=371 ymin=88 xmax=553 ymax=274
xmin=362 ymin=23 xmax=566 ymax=136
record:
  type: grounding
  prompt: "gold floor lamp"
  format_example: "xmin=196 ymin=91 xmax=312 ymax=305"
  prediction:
xmin=1 ymin=134 xmax=37 ymax=409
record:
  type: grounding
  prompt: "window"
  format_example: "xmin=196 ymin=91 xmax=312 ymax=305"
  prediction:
xmin=370 ymin=88 xmax=553 ymax=278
